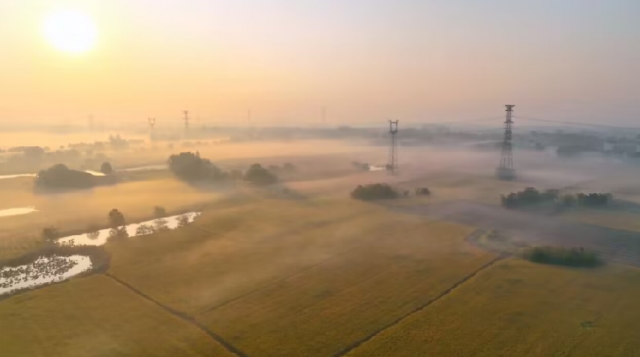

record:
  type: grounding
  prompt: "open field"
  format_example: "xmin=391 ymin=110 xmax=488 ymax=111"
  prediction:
xmin=105 ymin=198 xmax=495 ymax=357
xmin=348 ymin=259 xmax=640 ymax=357
xmin=0 ymin=275 xmax=234 ymax=357
xmin=3 ymin=143 xmax=640 ymax=356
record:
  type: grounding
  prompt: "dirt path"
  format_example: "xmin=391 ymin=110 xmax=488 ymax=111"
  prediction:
xmin=332 ymin=252 xmax=506 ymax=357
xmin=392 ymin=201 xmax=640 ymax=267
xmin=104 ymin=273 xmax=249 ymax=357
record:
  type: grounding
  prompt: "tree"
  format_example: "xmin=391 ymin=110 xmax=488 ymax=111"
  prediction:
xmin=100 ymin=162 xmax=114 ymax=175
xmin=108 ymin=209 xmax=125 ymax=228
xmin=36 ymin=164 xmax=95 ymax=189
xmin=244 ymin=164 xmax=277 ymax=185
xmin=154 ymin=206 xmax=166 ymax=218
xmin=167 ymin=152 xmax=227 ymax=182
xmin=283 ymin=163 xmax=297 ymax=173
xmin=177 ymin=215 xmax=190 ymax=228
xmin=42 ymin=227 xmax=59 ymax=243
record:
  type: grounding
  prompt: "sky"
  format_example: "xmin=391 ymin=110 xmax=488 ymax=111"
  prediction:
xmin=0 ymin=0 xmax=639 ymax=127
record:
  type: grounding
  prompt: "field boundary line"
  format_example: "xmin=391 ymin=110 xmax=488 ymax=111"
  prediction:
xmin=104 ymin=273 xmax=249 ymax=357
xmin=198 ymin=245 xmax=362 ymax=315
xmin=332 ymin=250 xmax=507 ymax=357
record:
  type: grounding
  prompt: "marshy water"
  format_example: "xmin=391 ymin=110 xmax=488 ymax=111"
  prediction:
xmin=58 ymin=212 xmax=201 ymax=246
xmin=0 ymin=255 xmax=92 ymax=296
xmin=0 ymin=207 xmax=38 ymax=218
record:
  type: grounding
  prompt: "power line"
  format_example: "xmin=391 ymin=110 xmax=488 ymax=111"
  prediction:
xmin=513 ymin=116 xmax=640 ymax=130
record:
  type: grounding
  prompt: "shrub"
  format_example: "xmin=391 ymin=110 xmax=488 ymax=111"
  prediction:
xmin=283 ymin=163 xmax=297 ymax=173
xmin=577 ymin=193 xmax=612 ymax=207
xmin=351 ymin=183 xmax=398 ymax=200
xmin=177 ymin=215 xmax=190 ymax=228
xmin=135 ymin=224 xmax=155 ymax=235
xmin=522 ymin=246 xmax=601 ymax=267
xmin=108 ymin=227 xmax=129 ymax=240
xmin=168 ymin=152 xmax=227 ymax=182
xmin=100 ymin=162 xmax=114 ymax=175
xmin=154 ymin=206 xmax=167 ymax=218
xmin=415 ymin=187 xmax=431 ymax=196
xmin=501 ymin=187 xmax=561 ymax=208
xmin=244 ymin=164 xmax=277 ymax=185
xmin=108 ymin=209 xmax=125 ymax=228
xmin=154 ymin=218 xmax=169 ymax=231
xmin=42 ymin=227 xmax=59 ymax=243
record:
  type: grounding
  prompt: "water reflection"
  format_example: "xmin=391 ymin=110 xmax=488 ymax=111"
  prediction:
xmin=0 ymin=255 xmax=92 ymax=296
xmin=58 ymin=212 xmax=201 ymax=246
xmin=0 ymin=173 xmax=36 ymax=180
xmin=0 ymin=207 xmax=38 ymax=218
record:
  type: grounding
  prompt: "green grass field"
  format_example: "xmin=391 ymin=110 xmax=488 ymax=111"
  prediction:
xmin=0 ymin=275 xmax=234 ymax=357
xmin=348 ymin=259 xmax=640 ymax=357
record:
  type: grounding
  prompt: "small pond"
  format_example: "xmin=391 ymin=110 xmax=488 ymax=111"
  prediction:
xmin=0 ymin=255 xmax=92 ymax=296
xmin=57 ymin=212 xmax=201 ymax=246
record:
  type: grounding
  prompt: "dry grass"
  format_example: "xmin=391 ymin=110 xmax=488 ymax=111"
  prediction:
xmin=106 ymin=198 xmax=495 ymax=357
xmin=0 ymin=275 xmax=234 ymax=357
xmin=348 ymin=259 xmax=640 ymax=357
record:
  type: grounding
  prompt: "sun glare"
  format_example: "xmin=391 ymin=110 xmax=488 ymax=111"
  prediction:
xmin=44 ymin=9 xmax=97 ymax=54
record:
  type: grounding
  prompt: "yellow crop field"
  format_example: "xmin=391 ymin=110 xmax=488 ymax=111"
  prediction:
xmin=348 ymin=259 xmax=640 ymax=357
xmin=0 ymin=275 xmax=234 ymax=357
xmin=103 ymin=197 xmax=496 ymax=357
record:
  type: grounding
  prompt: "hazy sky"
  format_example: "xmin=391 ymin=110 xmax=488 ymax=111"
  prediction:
xmin=1 ymin=0 xmax=639 ymax=126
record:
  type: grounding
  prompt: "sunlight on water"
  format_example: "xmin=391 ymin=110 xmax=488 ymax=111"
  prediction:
xmin=0 ymin=207 xmax=38 ymax=218
xmin=57 ymin=212 xmax=201 ymax=246
xmin=0 ymin=173 xmax=36 ymax=180
xmin=0 ymin=255 xmax=92 ymax=296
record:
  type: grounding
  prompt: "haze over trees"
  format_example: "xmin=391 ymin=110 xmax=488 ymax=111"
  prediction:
xmin=36 ymin=164 xmax=95 ymax=189
xmin=244 ymin=163 xmax=277 ymax=185
xmin=168 ymin=152 xmax=227 ymax=182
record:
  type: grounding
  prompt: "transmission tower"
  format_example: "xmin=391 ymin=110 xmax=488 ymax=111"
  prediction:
xmin=147 ymin=117 xmax=156 ymax=140
xmin=182 ymin=110 xmax=190 ymax=130
xmin=496 ymin=105 xmax=516 ymax=180
xmin=387 ymin=120 xmax=399 ymax=174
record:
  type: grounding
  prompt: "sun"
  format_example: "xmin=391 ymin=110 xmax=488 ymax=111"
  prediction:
xmin=44 ymin=9 xmax=97 ymax=54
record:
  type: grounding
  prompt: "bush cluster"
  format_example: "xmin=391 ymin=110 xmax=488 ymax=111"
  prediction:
xmin=351 ymin=183 xmax=398 ymax=200
xmin=502 ymin=187 xmax=612 ymax=209
xmin=501 ymin=187 xmax=559 ymax=208
xmin=522 ymin=246 xmax=601 ymax=267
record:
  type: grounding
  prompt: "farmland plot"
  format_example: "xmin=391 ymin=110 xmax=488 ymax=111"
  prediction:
xmin=348 ymin=259 xmax=640 ymax=357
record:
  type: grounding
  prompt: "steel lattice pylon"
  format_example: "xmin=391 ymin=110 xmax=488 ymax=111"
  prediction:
xmin=496 ymin=105 xmax=516 ymax=180
xmin=387 ymin=120 xmax=399 ymax=174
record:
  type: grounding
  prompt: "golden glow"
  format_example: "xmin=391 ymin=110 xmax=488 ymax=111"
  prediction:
xmin=43 ymin=9 xmax=97 ymax=54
